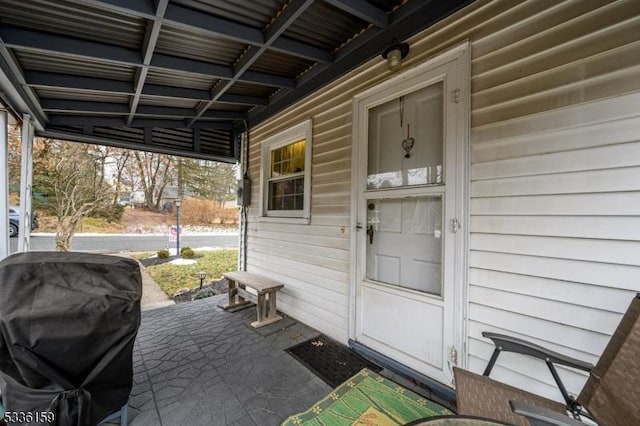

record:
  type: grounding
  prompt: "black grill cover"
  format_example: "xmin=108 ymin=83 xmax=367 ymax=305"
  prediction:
xmin=0 ymin=252 xmax=142 ymax=426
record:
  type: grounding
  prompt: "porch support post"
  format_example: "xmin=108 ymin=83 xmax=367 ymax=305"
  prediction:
xmin=0 ymin=110 xmax=9 ymax=259
xmin=18 ymin=114 xmax=34 ymax=252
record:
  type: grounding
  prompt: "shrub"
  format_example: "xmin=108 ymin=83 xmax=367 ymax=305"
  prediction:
xmin=193 ymin=287 xmax=216 ymax=300
xmin=157 ymin=249 xmax=169 ymax=259
xmin=181 ymin=198 xmax=238 ymax=225
xmin=181 ymin=247 xmax=195 ymax=258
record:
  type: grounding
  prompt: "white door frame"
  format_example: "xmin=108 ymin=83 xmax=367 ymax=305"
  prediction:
xmin=348 ymin=41 xmax=470 ymax=380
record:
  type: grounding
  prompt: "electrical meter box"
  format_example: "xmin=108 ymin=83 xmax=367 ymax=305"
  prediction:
xmin=236 ymin=177 xmax=251 ymax=206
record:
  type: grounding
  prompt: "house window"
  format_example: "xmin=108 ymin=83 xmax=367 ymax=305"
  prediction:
xmin=261 ymin=120 xmax=312 ymax=222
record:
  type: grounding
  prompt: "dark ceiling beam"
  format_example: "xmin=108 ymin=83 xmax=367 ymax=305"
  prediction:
xmin=268 ymin=37 xmax=333 ymax=63
xmin=265 ymin=0 xmax=316 ymax=48
xmin=135 ymin=105 xmax=200 ymax=117
xmin=143 ymin=84 xmax=209 ymax=101
xmin=150 ymin=54 xmax=294 ymax=88
xmin=41 ymin=99 xmax=246 ymax=120
xmin=127 ymin=0 xmax=169 ymax=125
xmin=322 ymin=0 xmax=389 ymax=28
xmin=143 ymin=85 xmax=268 ymax=106
xmin=0 ymin=26 xmax=295 ymax=89
xmin=218 ymin=93 xmax=268 ymax=106
xmin=188 ymin=0 xmax=314 ymax=127
xmin=150 ymin=53 xmax=231 ymax=79
xmin=41 ymin=99 xmax=129 ymax=114
xmin=82 ymin=0 xmax=156 ymax=17
xmin=137 ymin=106 xmax=246 ymax=120
xmin=83 ymin=0 xmax=332 ymax=63
xmin=25 ymin=71 xmax=268 ymax=106
xmin=47 ymin=114 xmax=234 ymax=129
xmin=42 ymin=129 xmax=236 ymax=163
xmin=239 ymin=71 xmax=295 ymax=88
xmin=0 ymin=25 xmax=140 ymax=63
xmin=164 ymin=4 xmax=263 ymax=45
xmin=49 ymin=115 xmax=174 ymax=127
xmin=333 ymin=26 xmax=382 ymax=63
xmin=26 ymin=71 xmax=133 ymax=94
xmin=249 ymin=0 xmax=475 ymax=126
xmin=198 ymin=110 xmax=248 ymax=120
xmin=165 ymin=3 xmax=332 ymax=63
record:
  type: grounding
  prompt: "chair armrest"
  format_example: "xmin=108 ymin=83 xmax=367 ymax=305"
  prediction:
xmin=510 ymin=401 xmax=584 ymax=426
xmin=482 ymin=332 xmax=594 ymax=372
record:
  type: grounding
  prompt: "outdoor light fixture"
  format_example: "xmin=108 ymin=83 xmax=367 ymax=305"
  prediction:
xmin=382 ymin=40 xmax=409 ymax=72
xmin=198 ymin=271 xmax=207 ymax=289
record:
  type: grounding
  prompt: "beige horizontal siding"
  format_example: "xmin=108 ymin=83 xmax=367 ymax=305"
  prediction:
xmin=469 ymin=269 xmax=635 ymax=313
xmin=244 ymin=0 xmax=640 ymax=400
xmin=471 ymin=234 xmax=640 ymax=266
xmin=471 ymin=192 xmax=640 ymax=215
xmin=470 ymin=215 xmax=640 ymax=240
xmin=472 ymin=140 xmax=640 ymax=178
xmin=472 ymin=167 xmax=640 ymax=197
xmin=470 ymin=251 xmax=639 ymax=291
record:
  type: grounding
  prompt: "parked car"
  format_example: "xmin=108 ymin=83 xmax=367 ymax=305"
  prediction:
xmin=9 ymin=206 xmax=38 ymax=238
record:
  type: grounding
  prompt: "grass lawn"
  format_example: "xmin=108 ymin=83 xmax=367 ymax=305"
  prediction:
xmin=145 ymin=249 xmax=238 ymax=297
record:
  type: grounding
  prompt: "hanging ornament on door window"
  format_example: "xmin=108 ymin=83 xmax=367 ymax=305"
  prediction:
xmin=402 ymin=124 xmax=415 ymax=158
xmin=399 ymin=96 xmax=414 ymax=158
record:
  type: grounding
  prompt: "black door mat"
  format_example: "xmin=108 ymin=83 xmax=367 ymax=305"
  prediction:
xmin=286 ymin=335 xmax=382 ymax=388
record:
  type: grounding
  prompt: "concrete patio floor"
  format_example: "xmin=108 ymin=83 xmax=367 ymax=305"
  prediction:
xmin=125 ymin=294 xmax=332 ymax=426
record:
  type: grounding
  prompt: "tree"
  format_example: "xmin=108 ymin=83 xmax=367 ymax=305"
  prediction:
xmin=34 ymin=139 xmax=114 ymax=251
xmin=7 ymin=125 xmax=22 ymax=190
xmin=130 ymin=151 xmax=174 ymax=210
xmin=180 ymin=159 xmax=237 ymax=206
xmin=106 ymin=147 xmax=130 ymax=221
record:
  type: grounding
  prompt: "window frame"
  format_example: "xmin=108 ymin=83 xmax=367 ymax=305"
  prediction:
xmin=260 ymin=119 xmax=312 ymax=223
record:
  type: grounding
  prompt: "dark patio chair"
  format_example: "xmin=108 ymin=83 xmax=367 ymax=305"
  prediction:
xmin=453 ymin=293 xmax=640 ymax=426
xmin=0 ymin=252 xmax=142 ymax=426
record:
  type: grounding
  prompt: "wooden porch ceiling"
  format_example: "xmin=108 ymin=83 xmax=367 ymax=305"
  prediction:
xmin=0 ymin=0 xmax=474 ymax=162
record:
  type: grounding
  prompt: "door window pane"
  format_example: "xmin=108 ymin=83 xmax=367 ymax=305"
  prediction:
xmin=367 ymin=82 xmax=443 ymax=189
xmin=365 ymin=196 xmax=442 ymax=296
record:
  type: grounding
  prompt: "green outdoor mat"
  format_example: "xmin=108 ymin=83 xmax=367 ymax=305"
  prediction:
xmin=282 ymin=369 xmax=452 ymax=426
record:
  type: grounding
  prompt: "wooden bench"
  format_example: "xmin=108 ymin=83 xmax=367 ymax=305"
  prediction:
xmin=222 ymin=271 xmax=284 ymax=328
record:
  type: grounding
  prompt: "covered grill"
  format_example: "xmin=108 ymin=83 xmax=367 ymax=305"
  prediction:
xmin=0 ymin=252 xmax=142 ymax=426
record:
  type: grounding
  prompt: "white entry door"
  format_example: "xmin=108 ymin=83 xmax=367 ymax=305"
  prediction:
xmin=352 ymin=44 xmax=468 ymax=386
